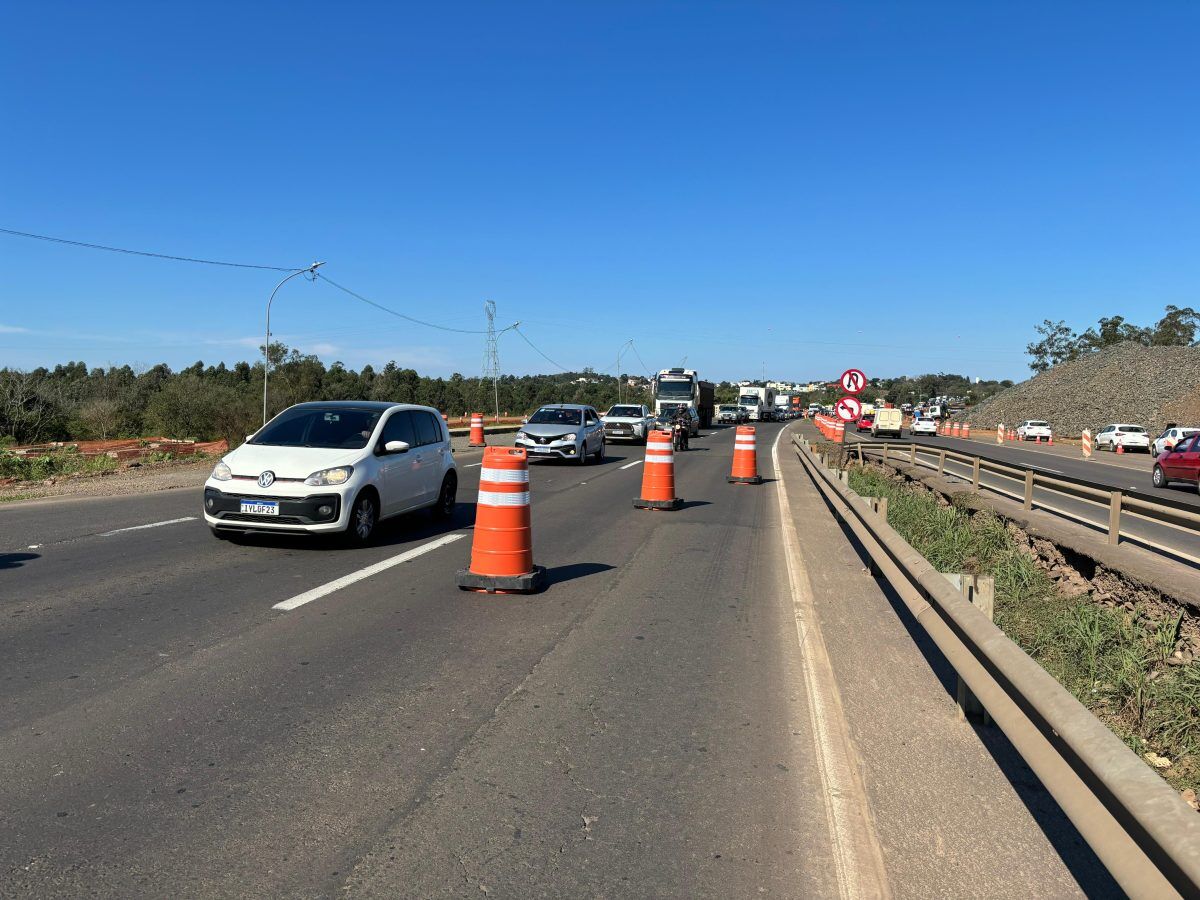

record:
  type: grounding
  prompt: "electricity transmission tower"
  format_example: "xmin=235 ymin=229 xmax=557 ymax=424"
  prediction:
xmin=482 ymin=300 xmax=501 ymax=419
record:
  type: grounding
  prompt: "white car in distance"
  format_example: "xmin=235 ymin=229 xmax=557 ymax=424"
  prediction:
xmin=1152 ymin=426 xmax=1200 ymax=456
xmin=1016 ymin=420 xmax=1053 ymax=442
xmin=909 ymin=416 xmax=937 ymax=436
xmin=602 ymin=404 xmax=656 ymax=443
xmin=1095 ymin=424 xmax=1151 ymax=453
xmin=204 ymin=401 xmax=458 ymax=543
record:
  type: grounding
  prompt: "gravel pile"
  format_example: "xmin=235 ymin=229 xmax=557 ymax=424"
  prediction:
xmin=961 ymin=342 xmax=1200 ymax=437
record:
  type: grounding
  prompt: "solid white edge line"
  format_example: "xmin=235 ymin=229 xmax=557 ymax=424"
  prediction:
xmin=100 ymin=517 xmax=197 ymax=537
xmin=272 ymin=533 xmax=465 ymax=611
xmin=771 ymin=425 xmax=891 ymax=900
xmin=619 ymin=460 xmax=643 ymax=469
xmin=464 ymin=462 xmax=482 ymax=468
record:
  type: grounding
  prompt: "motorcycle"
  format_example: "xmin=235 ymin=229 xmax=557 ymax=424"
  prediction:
xmin=670 ymin=419 xmax=690 ymax=452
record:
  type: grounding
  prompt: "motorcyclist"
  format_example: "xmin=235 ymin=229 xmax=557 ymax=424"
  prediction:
xmin=670 ymin=405 xmax=691 ymax=451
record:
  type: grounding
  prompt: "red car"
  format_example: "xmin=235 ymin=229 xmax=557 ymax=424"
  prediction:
xmin=1152 ymin=434 xmax=1200 ymax=490
xmin=856 ymin=413 xmax=875 ymax=433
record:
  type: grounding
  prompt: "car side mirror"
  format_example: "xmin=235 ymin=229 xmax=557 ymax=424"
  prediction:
xmin=521 ymin=417 xmax=529 ymax=425
xmin=245 ymin=434 xmax=256 ymax=443
xmin=384 ymin=440 xmax=410 ymax=454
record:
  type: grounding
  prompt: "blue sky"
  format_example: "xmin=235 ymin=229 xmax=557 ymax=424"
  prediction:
xmin=2 ymin=2 xmax=1197 ymax=383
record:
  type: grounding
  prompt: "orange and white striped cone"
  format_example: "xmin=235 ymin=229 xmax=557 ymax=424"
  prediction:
xmin=634 ymin=430 xmax=683 ymax=510
xmin=1116 ymin=440 xmax=1124 ymax=454
xmin=457 ymin=447 xmax=545 ymax=593
xmin=468 ymin=412 xmax=487 ymax=448
xmin=952 ymin=423 xmax=961 ymax=437
xmin=834 ymin=421 xmax=845 ymax=443
xmin=727 ymin=425 xmax=762 ymax=484
xmin=963 ymin=423 xmax=971 ymax=440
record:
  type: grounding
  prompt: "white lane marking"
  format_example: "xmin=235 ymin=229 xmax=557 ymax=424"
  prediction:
xmin=619 ymin=460 xmax=643 ymax=470
xmin=100 ymin=517 xmax=197 ymax=537
xmin=272 ymin=533 xmax=465 ymax=611
xmin=464 ymin=462 xmax=482 ymax=468
xmin=771 ymin=426 xmax=891 ymax=899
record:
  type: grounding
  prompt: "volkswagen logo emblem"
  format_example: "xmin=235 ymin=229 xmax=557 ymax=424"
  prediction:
xmin=257 ymin=470 xmax=276 ymax=488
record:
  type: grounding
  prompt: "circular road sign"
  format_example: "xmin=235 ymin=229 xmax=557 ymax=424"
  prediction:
xmin=840 ymin=368 xmax=867 ymax=394
xmin=835 ymin=395 xmax=862 ymax=422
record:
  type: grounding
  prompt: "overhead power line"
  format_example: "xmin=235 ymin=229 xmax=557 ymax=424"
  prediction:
xmin=319 ymin=276 xmax=488 ymax=334
xmin=0 ymin=227 xmax=302 ymax=271
xmin=513 ymin=325 xmax=572 ymax=372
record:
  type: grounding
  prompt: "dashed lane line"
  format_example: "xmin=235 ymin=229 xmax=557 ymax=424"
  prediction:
xmin=619 ymin=460 xmax=643 ymax=470
xmin=99 ymin=517 xmax=197 ymax=537
xmin=272 ymin=533 xmax=465 ymax=611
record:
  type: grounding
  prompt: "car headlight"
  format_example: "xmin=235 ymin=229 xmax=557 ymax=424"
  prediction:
xmin=211 ymin=460 xmax=232 ymax=481
xmin=304 ymin=466 xmax=353 ymax=486
xmin=562 ymin=433 xmax=577 ymax=442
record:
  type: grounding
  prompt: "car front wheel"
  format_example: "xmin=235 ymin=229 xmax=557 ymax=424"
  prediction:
xmin=345 ymin=491 xmax=378 ymax=545
xmin=432 ymin=473 xmax=457 ymax=520
xmin=1152 ymin=465 xmax=1167 ymax=489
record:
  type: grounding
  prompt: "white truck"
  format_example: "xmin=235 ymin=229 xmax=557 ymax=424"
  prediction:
xmin=738 ymin=386 xmax=777 ymax=422
xmin=774 ymin=393 xmax=795 ymax=417
xmin=652 ymin=368 xmax=715 ymax=427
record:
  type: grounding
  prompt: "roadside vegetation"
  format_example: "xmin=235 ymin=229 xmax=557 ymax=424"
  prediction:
xmin=0 ymin=447 xmax=208 ymax=484
xmin=848 ymin=465 xmax=1199 ymax=793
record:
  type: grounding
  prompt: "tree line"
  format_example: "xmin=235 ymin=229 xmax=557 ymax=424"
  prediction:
xmin=1 ymin=344 xmax=1016 ymax=448
xmin=1026 ymin=305 xmax=1200 ymax=373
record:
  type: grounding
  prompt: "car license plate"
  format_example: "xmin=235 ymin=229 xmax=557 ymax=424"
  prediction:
xmin=240 ymin=499 xmax=279 ymax=516
xmin=529 ymin=446 xmax=552 ymax=453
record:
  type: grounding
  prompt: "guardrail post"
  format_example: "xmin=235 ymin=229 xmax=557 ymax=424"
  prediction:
xmin=857 ymin=443 xmax=864 ymax=465
xmin=944 ymin=573 xmax=994 ymax=725
xmin=972 ymin=457 xmax=981 ymax=490
xmin=1023 ymin=470 xmax=1034 ymax=510
xmin=937 ymin=449 xmax=946 ymax=476
xmin=910 ymin=443 xmax=916 ymax=464
xmin=839 ymin=469 xmax=849 ymax=486
xmin=1108 ymin=491 xmax=1122 ymax=546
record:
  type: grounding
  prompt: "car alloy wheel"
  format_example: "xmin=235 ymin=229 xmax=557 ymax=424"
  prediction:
xmin=1152 ymin=465 xmax=1165 ymax=488
xmin=348 ymin=493 xmax=377 ymax=543
xmin=596 ymin=439 xmax=605 ymax=462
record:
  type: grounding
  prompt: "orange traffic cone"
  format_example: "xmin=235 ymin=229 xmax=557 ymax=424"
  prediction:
xmin=634 ymin=429 xmax=683 ymax=510
xmin=468 ymin=412 xmax=486 ymax=448
xmin=457 ymin=447 xmax=545 ymax=593
xmin=834 ymin=421 xmax=845 ymax=443
xmin=952 ymin=423 xmax=960 ymax=437
xmin=1116 ymin=442 xmax=1124 ymax=454
xmin=728 ymin=425 xmax=763 ymax=484
xmin=963 ymin=423 xmax=971 ymax=439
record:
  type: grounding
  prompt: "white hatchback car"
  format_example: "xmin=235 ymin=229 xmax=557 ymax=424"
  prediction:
xmin=1016 ymin=420 xmax=1053 ymax=442
xmin=1095 ymin=424 xmax=1150 ymax=453
xmin=204 ymin=401 xmax=457 ymax=543
xmin=910 ymin=417 xmax=937 ymax=436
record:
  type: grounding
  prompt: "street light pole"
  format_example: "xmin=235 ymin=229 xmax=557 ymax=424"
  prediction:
xmin=491 ymin=321 xmax=519 ymax=420
xmin=263 ymin=261 xmax=324 ymax=427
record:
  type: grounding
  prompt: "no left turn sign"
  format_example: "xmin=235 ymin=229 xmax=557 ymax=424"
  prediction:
xmin=835 ymin=395 xmax=862 ymax=422
xmin=840 ymin=369 xmax=867 ymax=394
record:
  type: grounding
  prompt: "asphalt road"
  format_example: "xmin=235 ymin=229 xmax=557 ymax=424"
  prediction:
xmin=845 ymin=429 xmax=1200 ymax=567
xmin=0 ymin=424 xmax=1110 ymax=897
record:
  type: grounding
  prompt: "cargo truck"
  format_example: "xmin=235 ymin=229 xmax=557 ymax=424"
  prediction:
xmin=738 ymin=386 xmax=777 ymax=421
xmin=652 ymin=368 xmax=715 ymax=428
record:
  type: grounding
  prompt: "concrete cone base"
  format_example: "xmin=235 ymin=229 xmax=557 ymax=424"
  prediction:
xmin=727 ymin=475 xmax=763 ymax=484
xmin=456 ymin=565 xmax=546 ymax=594
xmin=633 ymin=497 xmax=683 ymax=511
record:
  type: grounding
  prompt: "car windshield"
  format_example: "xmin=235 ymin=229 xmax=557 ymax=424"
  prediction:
xmin=1028 ymin=421 xmax=1049 ymax=428
xmin=252 ymin=406 xmax=383 ymax=449
xmin=656 ymin=380 xmax=693 ymax=400
xmin=607 ymin=406 xmax=643 ymax=418
xmin=738 ymin=395 xmax=759 ymax=405
xmin=719 ymin=406 xmax=738 ymax=413
xmin=529 ymin=407 xmax=582 ymax=426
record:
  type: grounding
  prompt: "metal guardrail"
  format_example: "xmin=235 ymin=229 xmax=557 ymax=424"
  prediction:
xmin=792 ymin=435 xmax=1200 ymax=898
xmin=850 ymin=439 xmax=1200 ymax=565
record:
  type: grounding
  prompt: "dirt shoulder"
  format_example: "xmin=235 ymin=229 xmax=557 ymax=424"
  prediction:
xmin=0 ymin=458 xmax=211 ymax=505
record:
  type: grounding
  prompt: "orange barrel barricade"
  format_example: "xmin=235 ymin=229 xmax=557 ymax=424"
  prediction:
xmin=834 ymin=420 xmax=845 ymax=443
xmin=963 ymin=423 xmax=971 ymax=439
xmin=457 ymin=447 xmax=545 ymax=593
xmin=727 ymin=425 xmax=763 ymax=485
xmin=634 ymin=429 xmax=683 ymax=510
xmin=468 ymin=412 xmax=486 ymax=447
xmin=951 ymin=422 xmax=960 ymax=437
